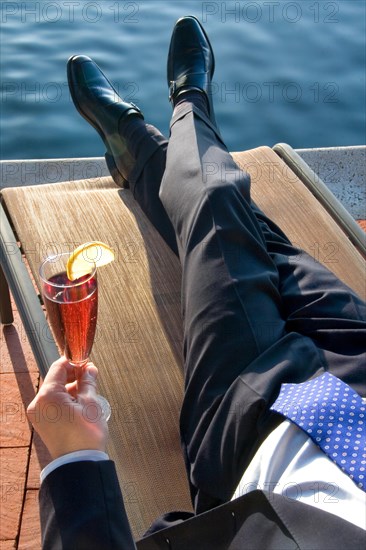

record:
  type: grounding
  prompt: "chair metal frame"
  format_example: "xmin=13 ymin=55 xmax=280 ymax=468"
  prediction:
xmin=1 ymin=202 xmax=59 ymax=376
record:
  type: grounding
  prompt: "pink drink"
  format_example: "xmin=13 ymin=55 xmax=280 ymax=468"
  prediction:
xmin=42 ymin=272 xmax=98 ymax=365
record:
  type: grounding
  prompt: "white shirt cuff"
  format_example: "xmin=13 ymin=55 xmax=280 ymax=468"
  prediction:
xmin=40 ymin=450 xmax=109 ymax=483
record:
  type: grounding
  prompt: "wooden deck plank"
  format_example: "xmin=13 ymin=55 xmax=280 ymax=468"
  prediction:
xmin=17 ymin=490 xmax=41 ymax=550
xmin=1 ymin=292 xmax=41 ymax=546
xmin=0 ymin=540 xmax=17 ymax=549
xmin=0 ymin=447 xmax=28 ymax=541
xmin=1 ymin=305 xmax=40 ymax=375
xmin=0 ymin=372 xmax=38 ymax=447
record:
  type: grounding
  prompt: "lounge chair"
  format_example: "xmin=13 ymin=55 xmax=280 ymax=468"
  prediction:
xmin=1 ymin=144 xmax=365 ymax=537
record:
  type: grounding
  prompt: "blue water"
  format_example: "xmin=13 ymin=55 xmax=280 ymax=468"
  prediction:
xmin=1 ymin=1 xmax=365 ymax=160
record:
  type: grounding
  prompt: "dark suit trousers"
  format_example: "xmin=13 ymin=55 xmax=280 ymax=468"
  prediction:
xmin=125 ymin=104 xmax=366 ymax=513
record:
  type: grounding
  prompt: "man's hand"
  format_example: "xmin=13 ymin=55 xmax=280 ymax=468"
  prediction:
xmin=27 ymin=357 xmax=108 ymax=459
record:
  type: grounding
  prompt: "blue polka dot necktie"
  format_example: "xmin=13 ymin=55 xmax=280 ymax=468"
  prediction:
xmin=270 ymin=372 xmax=366 ymax=491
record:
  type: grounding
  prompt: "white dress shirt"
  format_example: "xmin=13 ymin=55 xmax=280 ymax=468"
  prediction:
xmin=232 ymin=419 xmax=366 ymax=530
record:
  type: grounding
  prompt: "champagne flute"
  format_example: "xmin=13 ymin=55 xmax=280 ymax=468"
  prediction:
xmin=39 ymin=252 xmax=111 ymax=421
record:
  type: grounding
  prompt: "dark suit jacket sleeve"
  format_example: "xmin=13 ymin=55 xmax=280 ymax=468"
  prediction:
xmin=39 ymin=460 xmax=136 ymax=550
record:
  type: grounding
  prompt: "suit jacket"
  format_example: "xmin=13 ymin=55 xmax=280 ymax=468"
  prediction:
xmin=40 ymin=460 xmax=365 ymax=550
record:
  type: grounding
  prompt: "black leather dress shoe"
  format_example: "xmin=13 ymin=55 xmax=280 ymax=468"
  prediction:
xmin=167 ymin=15 xmax=216 ymax=125
xmin=67 ymin=55 xmax=143 ymax=187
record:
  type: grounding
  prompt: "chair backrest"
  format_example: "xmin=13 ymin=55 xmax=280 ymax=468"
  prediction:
xmin=2 ymin=146 xmax=364 ymax=538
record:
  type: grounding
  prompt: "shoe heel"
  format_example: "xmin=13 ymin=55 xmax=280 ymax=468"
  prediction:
xmin=105 ymin=151 xmax=129 ymax=189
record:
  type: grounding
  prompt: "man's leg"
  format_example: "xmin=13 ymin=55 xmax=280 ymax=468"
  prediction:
xmin=158 ymin=103 xmax=329 ymax=512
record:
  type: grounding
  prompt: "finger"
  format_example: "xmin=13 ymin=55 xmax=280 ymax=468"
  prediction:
xmin=65 ymin=381 xmax=78 ymax=399
xmin=78 ymin=364 xmax=99 ymax=400
xmin=85 ymin=363 xmax=98 ymax=380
